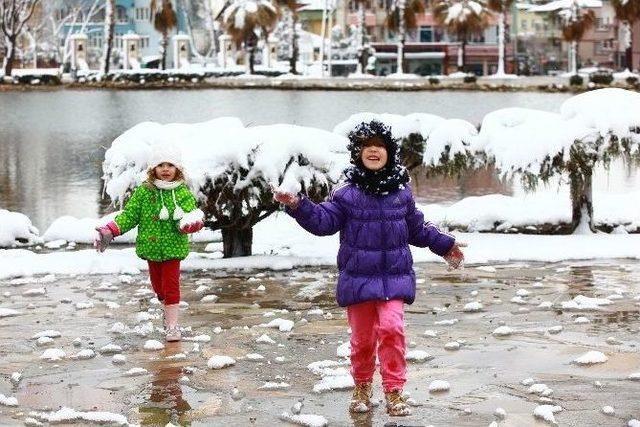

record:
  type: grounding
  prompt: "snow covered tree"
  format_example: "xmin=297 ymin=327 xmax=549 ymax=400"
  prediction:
xmin=477 ymin=89 xmax=640 ymax=233
xmin=433 ymin=0 xmax=490 ymax=72
xmin=101 ymin=118 xmax=348 ymax=258
xmin=558 ymin=0 xmax=594 ymax=75
xmin=386 ymin=0 xmax=425 ymax=74
xmin=274 ymin=0 xmax=302 ymax=73
xmin=100 ymin=0 xmax=115 ymax=74
xmin=610 ymin=0 xmax=640 ymax=70
xmin=222 ymin=0 xmax=278 ymax=74
xmin=151 ymin=0 xmax=178 ymax=70
xmin=353 ymin=0 xmax=372 ymax=74
xmin=487 ymin=0 xmax=514 ymax=76
xmin=0 ymin=0 xmax=40 ymax=77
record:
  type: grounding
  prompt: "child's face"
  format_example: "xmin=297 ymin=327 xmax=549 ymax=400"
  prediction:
xmin=360 ymin=137 xmax=388 ymax=171
xmin=154 ymin=163 xmax=177 ymax=181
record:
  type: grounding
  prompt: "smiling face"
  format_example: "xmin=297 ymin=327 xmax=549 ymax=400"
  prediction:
xmin=360 ymin=137 xmax=388 ymax=171
xmin=154 ymin=162 xmax=178 ymax=182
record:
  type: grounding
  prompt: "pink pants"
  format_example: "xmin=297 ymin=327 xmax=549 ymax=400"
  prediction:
xmin=147 ymin=260 xmax=181 ymax=305
xmin=346 ymin=299 xmax=406 ymax=392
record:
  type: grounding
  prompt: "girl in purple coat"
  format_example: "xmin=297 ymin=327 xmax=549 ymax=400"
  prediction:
xmin=273 ymin=120 xmax=465 ymax=416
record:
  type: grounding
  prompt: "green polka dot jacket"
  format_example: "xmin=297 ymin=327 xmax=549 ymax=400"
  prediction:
xmin=114 ymin=182 xmax=199 ymax=262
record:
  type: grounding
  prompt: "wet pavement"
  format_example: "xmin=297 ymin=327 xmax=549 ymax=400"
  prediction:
xmin=1 ymin=260 xmax=639 ymax=426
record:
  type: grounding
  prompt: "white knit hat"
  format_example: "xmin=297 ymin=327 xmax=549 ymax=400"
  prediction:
xmin=148 ymin=142 xmax=184 ymax=171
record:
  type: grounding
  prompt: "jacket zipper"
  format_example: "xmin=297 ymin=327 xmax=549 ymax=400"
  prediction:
xmin=378 ymin=195 xmax=389 ymax=300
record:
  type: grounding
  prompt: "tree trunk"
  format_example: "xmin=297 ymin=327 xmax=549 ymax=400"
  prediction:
xmin=249 ymin=44 xmax=255 ymax=74
xmin=569 ymin=170 xmax=594 ymax=233
xmin=496 ymin=11 xmax=505 ymax=75
xmin=161 ymin=33 xmax=169 ymax=70
xmin=461 ymin=36 xmax=467 ymax=72
xmin=222 ymin=227 xmax=253 ymax=257
xmin=358 ymin=2 xmax=366 ymax=74
xmin=397 ymin=2 xmax=406 ymax=74
xmin=101 ymin=0 xmax=115 ymax=75
xmin=626 ymin=22 xmax=633 ymax=70
xmin=3 ymin=38 xmax=16 ymax=77
xmin=290 ymin=11 xmax=299 ymax=74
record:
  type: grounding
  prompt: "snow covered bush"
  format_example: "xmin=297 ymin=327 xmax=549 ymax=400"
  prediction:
xmin=333 ymin=112 xmax=479 ymax=175
xmin=0 ymin=209 xmax=41 ymax=247
xmin=102 ymin=118 xmax=348 ymax=257
xmin=477 ymin=88 xmax=640 ymax=232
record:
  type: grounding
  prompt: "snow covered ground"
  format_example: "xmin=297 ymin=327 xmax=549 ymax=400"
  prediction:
xmin=1 ymin=259 xmax=639 ymax=426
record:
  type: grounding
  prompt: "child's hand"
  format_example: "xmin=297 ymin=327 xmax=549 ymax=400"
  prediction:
xmin=444 ymin=242 xmax=467 ymax=270
xmin=94 ymin=226 xmax=114 ymax=253
xmin=271 ymin=183 xmax=300 ymax=209
xmin=180 ymin=221 xmax=204 ymax=234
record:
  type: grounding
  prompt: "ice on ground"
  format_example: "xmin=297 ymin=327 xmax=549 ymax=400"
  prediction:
xmin=574 ymin=316 xmax=591 ymax=324
xmin=428 ymin=380 xmax=450 ymax=392
xmin=495 ymin=407 xmax=507 ymax=419
xmin=0 ymin=394 xmax=18 ymax=407
xmin=258 ymin=382 xmax=290 ymax=390
xmin=200 ymin=294 xmax=219 ymax=303
xmin=529 ymin=383 xmax=553 ymax=396
xmin=70 ymin=349 xmax=96 ymax=360
xmin=32 ymin=330 xmax=61 ymax=339
xmin=476 ymin=266 xmax=497 ymax=273
xmin=260 ymin=318 xmax=294 ymax=332
xmin=307 ymin=360 xmax=345 ymax=376
xmin=30 ymin=407 xmax=128 ymax=425
xmin=312 ymin=373 xmax=354 ymax=393
xmin=99 ymin=344 xmax=123 ymax=354
xmin=628 ymin=372 xmax=640 ymax=381
xmin=434 ymin=319 xmax=459 ymax=326
xmin=424 ymin=329 xmax=438 ymax=337
xmin=630 ymin=419 xmax=640 ymax=427
xmin=256 ymin=334 xmax=276 ymax=344
xmin=574 ymin=351 xmax=608 ymax=365
xmin=40 ymin=348 xmax=66 ymax=361
xmin=406 ymin=350 xmax=433 ymax=362
xmin=280 ymin=412 xmax=328 ymax=427
xmin=23 ymin=288 xmax=46 ymax=296
xmin=336 ymin=342 xmax=350 ymax=358
xmin=493 ymin=326 xmax=514 ymax=336
xmin=44 ymin=239 xmax=67 ymax=249
xmin=75 ymin=301 xmax=94 ymax=310
xmin=112 ymin=355 xmax=126 ymax=365
xmin=124 ymin=367 xmax=148 ymax=377
xmin=0 ymin=308 xmax=21 ymax=317
xmin=143 ymin=340 xmax=165 ymax=351
xmin=548 ymin=325 xmax=563 ymax=334
xmin=245 ymin=353 xmax=265 ymax=361
xmin=561 ymin=295 xmax=613 ymax=310
xmin=602 ymin=406 xmax=614 ymax=415
xmin=445 ymin=341 xmax=461 ymax=351
xmin=207 ymin=355 xmax=236 ymax=369
xmin=533 ymin=405 xmax=562 ymax=425
xmin=463 ymin=301 xmax=483 ymax=312
xmin=516 ymin=289 xmax=530 ymax=297
xmin=194 ymin=285 xmax=210 ymax=294
xmin=10 ymin=372 xmax=22 ymax=385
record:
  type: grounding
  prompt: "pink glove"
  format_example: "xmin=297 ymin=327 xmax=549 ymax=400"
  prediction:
xmin=94 ymin=221 xmax=120 ymax=253
xmin=271 ymin=184 xmax=300 ymax=209
xmin=180 ymin=221 xmax=204 ymax=234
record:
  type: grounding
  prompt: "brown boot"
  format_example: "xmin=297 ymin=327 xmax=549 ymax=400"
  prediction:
xmin=349 ymin=382 xmax=373 ymax=413
xmin=385 ymin=390 xmax=411 ymax=416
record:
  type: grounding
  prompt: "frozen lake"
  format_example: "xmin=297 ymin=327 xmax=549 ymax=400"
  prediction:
xmin=1 ymin=89 xmax=639 ymax=230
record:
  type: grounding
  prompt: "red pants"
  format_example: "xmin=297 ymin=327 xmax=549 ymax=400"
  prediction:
xmin=346 ymin=299 xmax=406 ymax=392
xmin=147 ymin=260 xmax=181 ymax=305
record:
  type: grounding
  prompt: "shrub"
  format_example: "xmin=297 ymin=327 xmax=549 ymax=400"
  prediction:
xmin=569 ymin=74 xmax=584 ymax=86
xmin=589 ymin=70 xmax=613 ymax=85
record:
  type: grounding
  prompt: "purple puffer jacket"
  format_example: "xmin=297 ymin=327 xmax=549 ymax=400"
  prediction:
xmin=287 ymin=183 xmax=455 ymax=307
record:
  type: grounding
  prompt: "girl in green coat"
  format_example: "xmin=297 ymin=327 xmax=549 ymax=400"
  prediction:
xmin=95 ymin=143 xmax=204 ymax=342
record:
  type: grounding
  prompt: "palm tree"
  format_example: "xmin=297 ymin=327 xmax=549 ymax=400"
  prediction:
xmin=151 ymin=0 xmax=178 ymax=70
xmin=611 ymin=0 xmax=640 ymax=70
xmin=558 ymin=0 xmax=595 ymax=75
xmin=100 ymin=0 xmax=115 ymax=75
xmin=274 ymin=0 xmax=303 ymax=73
xmin=222 ymin=0 xmax=278 ymax=74
xmin=487 ymin=0 xmax=514 ymax=76
xmin=433 ymin=0 xmax=490 ymax=72
xmin=386 ymin=0 xmax=425 ymax=74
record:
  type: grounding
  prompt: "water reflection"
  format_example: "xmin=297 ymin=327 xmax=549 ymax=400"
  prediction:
xmin=139 ymin=343 xmax=191 ymax=426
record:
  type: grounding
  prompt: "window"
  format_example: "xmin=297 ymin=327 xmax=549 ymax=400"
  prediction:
xmin=116 ymin=6 xmax=128 ymax=23
xmin=521 ymin=20 xmax=527 ymax=30
xmin=142 ymin=36 xmax=150 ymax=48
xmin=419 ymin=26 xmax=433 ymax=42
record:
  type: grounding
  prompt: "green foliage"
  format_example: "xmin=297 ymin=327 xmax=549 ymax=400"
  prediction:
xmin=589 ymin=70 xmax=613 ymax=85
xmin=463 ymin=74 xmax=477 ymax=84
xmin=569 ymin=74 xmax=584 ymax=86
